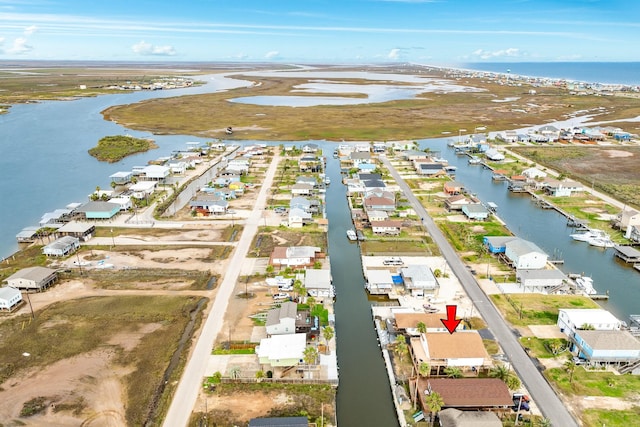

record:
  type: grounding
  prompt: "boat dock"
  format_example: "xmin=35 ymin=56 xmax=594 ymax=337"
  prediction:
xmin=613 ymin=245 xmax=640 ymax=263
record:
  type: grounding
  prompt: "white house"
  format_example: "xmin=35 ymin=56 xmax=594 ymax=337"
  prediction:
xmin=303 ymin=269 xmax=334 ymax=301
xmin=516 ymin=269 xmax=567 ymax=293
xmin=141 ymin=165 xmax=170 ymax=181
xmin=291 ymin=183 xmax=314 ymax=196
xmin=0 ymin=286 xmax=23 ymax=311
xmin=167 ymin=160 xmax=187 ymax=174
xmin=5 ymin=266 xmax=57 ymax=291
xmin=504 ymin=238 xmax=548 ymax=269
xmin=370 ymin=220 xmax=402 ymax=235
xmin=287 ymin=207 xmax=312 ymax=228
xmin=557 ymin=308 xmax=622 ymax=337
xmin=129 ymin=181 xmax=157 ymax=199
xmin=43 ymin=236 xmax=80 ymax=257
xmin=270 ymin=246 xmax=322 ymax=268
xmin=400 ymin=265 xmax=438 ymax=297
xmin=108 ymin=196 xmax=133 ymax=211
xmin=485 ymin=148 xmax=505 ymax=161
xmin=256 ymin=333 xmax=306 ymax=368
xmin=366 ymin=269 xmax=394 ymax=295
xmin=367 ymin=210 xmax=389 ymax=222
xmin=522 ymin=167 xmax=547 ymax=180
xmin=265 ymin=302 xmax=298 ymax=336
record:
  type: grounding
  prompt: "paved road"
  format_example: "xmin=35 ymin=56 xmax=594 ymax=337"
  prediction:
xmin=380 ymin=155 xmax=579 ymax=427
xmin=162 ymin=152 xmax=281 ymax=427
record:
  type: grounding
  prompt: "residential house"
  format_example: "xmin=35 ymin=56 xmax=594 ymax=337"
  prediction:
xmin=189 ymin=195 xmax=228 ymax=214
xmin=496 ymin=130 xmax=518 ymax=143
xmin=290 ymin=196 xmax=312 ymax=212
xmin=522 ymin=167 xmax=547 ymax=180
xmin=461 ymin=204 xmax=490 ymax=221
xmin=256 ymin=333 xmax=306 ymax=368
xmin=0 ymin=286 xmax=23 ymax=311
xmin=5 ymin=266 xmax=57 ymax=291
xmin=265 ymin=302 xmax=298 ymax=336
xmin=613 ymin=209 xmax=640 ymax=235
xmin=303 ymin=269 xmax=334 ymax=301
xmin=345 ymin=179 xmax=365 ymax=195
xmin=482 ymin=236 xmax=516 ymax=254
xmin=438 ymin=408 xmax=502 ymax=427
xmin=367 ymin=210 xmax=389 ymax=222
xmin=543 ymin=179 xmax=583 ymax=197
xmin=354 ymin=143 xmax=371 ymax=152
xmin=416 ymin=378 xmax=512 ymax=411
xmin=291 ymin=183 xmax=314 ymax=196
xmin=416 ymin=162 xmax=445 ymax=176
xmin=43 ymin=236 xmax=80 ymax=257
xmin=443 ymin=181 xmax=464 ymax=195
xmin=287 ymin=207 xmax=312 ymax=228
xmin=39 ymin=208 xmax=73 ymax=227
xmin=372 ymin=142 xmax=387 ymax=153
xmin=299 ymin=155 xmax=320 ymax=172
xmin=269 ymin=246 xmax=322 ymax=268
xmin=296 ymin=176 xmax=318 ymax=188
xmin=16 ymin=226 xmax=40 ymax=243
xmin=392 ymin=312 xmax=449 ymax=335
xmin=109 ymin=171 xmax=133 ymax=185
xmin=504 ymin=238 xmax=548 ymax=269
xmin=364 ymin=195 xmax=395 ymax=212
xmin=402 ymin=150 xmax=429 ymax=161
xmin=445 ymin=195 xmax=472 ymax=212
xmin=358 ymin=173 xmax=383 ymax=181
xmin=349 ymin=151 xmax=372 ymax=166
xmin=129 ymin=181 xmax=157 ymax=199
xmin=108 ymin=196 xmax=133 ymax=211
xmin=140 ymin=165 xmax=170 ymax=181
xmin=302 ymin=143 xmax=319 ymax=153
xmin=76 ymin=201 xmax=119 ymax=220
xmin=410 ymin=331 xmax=491 ymax=375
xmin=516 ymin=269 xmax=568 ymax=293
xmin=361 ymin=178 xmax=386 ymax=192
xmin=557 ymin=309 xmax=622 ymax=337
xmin=370 ymin=220 xmax=402 ymax=236
xmin=249 ymin=417 xmax=309 ymax=427
xmin=57 ymin=222 xmax=95 ymax=242
xmin=228 ymin=159 xmax=250 ymax=174
xmin=400 ymin=265 xmax=438 ymax=297
xmin=537 ymin=125 xmax=560 ymax=141
xmin=572 ymin=330 xmax=640 ymax=365
xmin=366 ymin=269 xmax=394 ymax=295
xmin=167 ymin=160 xmax=187 ymax=174
xmin=485 ymin=148 xmax=504 ymax=161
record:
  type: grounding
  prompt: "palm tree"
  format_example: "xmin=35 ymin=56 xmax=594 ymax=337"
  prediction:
xmin=425 ymin=391 xmax=444 ymax=427
xmin=293 ymin=279 xmax=306 ymax=301
xmin=444 ymin=366 xmax=463 ymax=378
xmin=303 ymin=346 xmax=319 ymax=379
xmin=394 ymin=335 xmax=409 ymax=362
xmin=416 ymin=322 xmax=427 ymax=334
xmin=489 ymin=364 xmax=521 ymax=390
xmin=418 ymin=362 xmax=430 ymax=377
xmin=538 ymin=418 xmax=552 ymax=427
xmin=564 ymin=357 xmax=577 ymax=384
xmin=322 ymin=326 xmax=334 ymax=354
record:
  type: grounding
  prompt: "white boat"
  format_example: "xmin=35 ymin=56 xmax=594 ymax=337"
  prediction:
xmin=432 ymin=157 xmax=448 ymax=164
xmin=325 ymin=177 xmax=331 ymax=185
xmin=468 ymin=156 xmax=482 ymax=164
xmin=570 ymin=229 xmax=608 ymax=242
xmin=575 ymin=276 xmax=597 ymax=295
xmin=588 ymin=237 xmax=615 ymax=248
xmin=346 ymin=229 xmax=357 ymax=241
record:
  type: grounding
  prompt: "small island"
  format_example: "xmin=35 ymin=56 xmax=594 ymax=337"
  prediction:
xmin=88 ymin=135 xmax=158 ymax=162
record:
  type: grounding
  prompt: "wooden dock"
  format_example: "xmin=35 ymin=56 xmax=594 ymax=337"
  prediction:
xmin=589 ymin=294 xmax=610 ymax=300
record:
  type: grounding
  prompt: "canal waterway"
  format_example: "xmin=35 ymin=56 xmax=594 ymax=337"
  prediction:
xmin=420 ymin=138 xmax=640 ymax=322
xmin=324 ymin=152 xmax=399 ymax=427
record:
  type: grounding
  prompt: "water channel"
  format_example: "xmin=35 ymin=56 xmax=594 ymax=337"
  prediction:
xmin=324 ymin=152 xmax=399 ymax=427
xmin=420 ymin=138 xmax=640 ymax=321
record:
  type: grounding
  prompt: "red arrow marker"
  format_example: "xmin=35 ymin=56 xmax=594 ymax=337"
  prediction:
xmin=441 ymin=305 xmax=461 ymax=334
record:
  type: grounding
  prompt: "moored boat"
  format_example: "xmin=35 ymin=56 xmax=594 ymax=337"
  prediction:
xmin=346 ymin=229 xmax=357 ymax=241
xmin=588 ymin=236 xmax=615 ymax=248
xmin=570 ymin=228 xmax=608 ymax=242
xmin=575 ymin=276 xmax=597 ymax=295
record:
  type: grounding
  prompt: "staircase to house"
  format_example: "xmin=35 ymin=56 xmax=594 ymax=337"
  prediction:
xmin=618 ymin=359 xmax=640 ymax=375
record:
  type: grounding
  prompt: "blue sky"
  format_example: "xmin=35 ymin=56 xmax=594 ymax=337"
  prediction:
xmin=0 ymin=0 xmax=638 ymax=64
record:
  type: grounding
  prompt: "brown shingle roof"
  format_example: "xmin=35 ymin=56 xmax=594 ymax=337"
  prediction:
xmin=422 ymin=378 xmax=512 ymax=407
xmin=426 ymin=331 xmax=489 ymax=359
xmin=394 ymin=313 xmax=445 ymax=330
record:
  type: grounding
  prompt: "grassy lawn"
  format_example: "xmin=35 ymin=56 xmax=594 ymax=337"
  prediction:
xmin=79 ymin=268 xmax=214 ymax=290
xmin=582 ymin=407 xmax=640 ymax=427
xmin=250 ymin=228 xmax=328 ymax=258
xmin=519 ymin=337 xmax=569 ymax=359
xmin=545 ymin=366 xmax=640 ymax=398
xmin=360 ymin=238 xmax=438 ymax=256
xmin=0 ymin=295 xmax=205 ymax=425
xmin=490 ymin=294 xmax=599 ymax=326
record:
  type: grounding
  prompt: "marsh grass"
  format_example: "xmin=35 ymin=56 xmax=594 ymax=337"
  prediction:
xmin=0 ymin=295 xmax=203 ymax=425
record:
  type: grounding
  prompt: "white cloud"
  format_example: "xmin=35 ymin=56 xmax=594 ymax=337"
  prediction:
xmin=24 ymin=24 xmax=37 ymax=35
xmin=131 ymin=40 xmax=176 ymax=56
xmin=388 ymin=48 xmax=401 ymax=60
xmin=265 ymin=50 xmax=279 ymax=59
xmin=7 ymin=37 xmax=33 ymax=54
xmin=471 ymin=48 xmax=522 ymax=60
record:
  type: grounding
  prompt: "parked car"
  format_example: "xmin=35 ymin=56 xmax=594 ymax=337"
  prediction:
xmin=272 ymin=292 xmax=290 ymax=300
